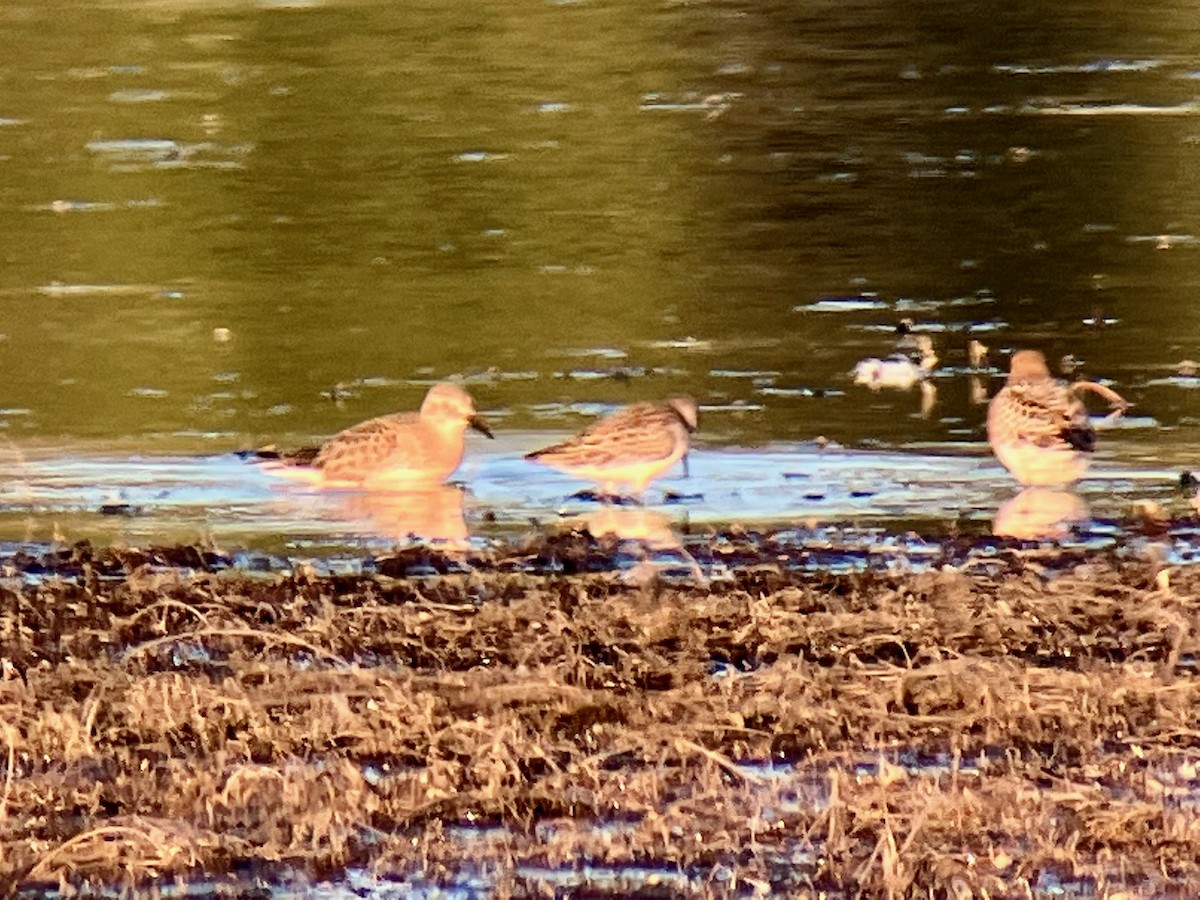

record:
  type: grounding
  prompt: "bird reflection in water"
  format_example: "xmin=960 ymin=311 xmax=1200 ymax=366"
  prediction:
xmin=326 ymin=483 xmax=469 ymax=547
xmin=577 ymin=505 xmax=705 ymax=585
xmin=993 ymin=487 xmax=1090 ymax=540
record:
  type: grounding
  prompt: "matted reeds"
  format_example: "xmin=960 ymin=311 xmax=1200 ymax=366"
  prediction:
xmin=2 ymin=536 xmax=1199 ymax=896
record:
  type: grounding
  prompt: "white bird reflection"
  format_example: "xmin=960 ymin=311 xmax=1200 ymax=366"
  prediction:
xmin=993 ymin=487 xmax=1089 ymax=540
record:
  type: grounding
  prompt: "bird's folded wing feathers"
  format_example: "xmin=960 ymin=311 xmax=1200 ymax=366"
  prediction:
xmin=315 ymin=414 xmax=411 ymax=477
xmin=528 ymin=405 xmax=679 ymax=465
xmin=1008 ymin=382 xmax=1095 ymax=451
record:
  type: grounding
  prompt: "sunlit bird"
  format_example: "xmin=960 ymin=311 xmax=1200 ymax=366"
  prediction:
xmin=525 ymin=397 xmax=698 ymax=499
xmin=987 ymin=349 xmax=1125 ymax=486
xmin=262 ymin=382 xmax=493 ymax=488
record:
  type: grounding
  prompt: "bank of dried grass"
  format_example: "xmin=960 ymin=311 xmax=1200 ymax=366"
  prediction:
xmin=1 ymin=538 xmax=1199 ymax=896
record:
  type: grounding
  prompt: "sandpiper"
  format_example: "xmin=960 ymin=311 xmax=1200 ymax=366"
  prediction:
xmin=264 ymin=382 xmax=493 ymax=488
xmin=525 ymin=397 xmax=698 ymax=498
xmin=987 ymin=349 xmax=1124 ymax=486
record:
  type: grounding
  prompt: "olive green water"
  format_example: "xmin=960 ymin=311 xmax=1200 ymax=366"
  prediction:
xmin=2 ymin=0 xmax=1200 ymax=548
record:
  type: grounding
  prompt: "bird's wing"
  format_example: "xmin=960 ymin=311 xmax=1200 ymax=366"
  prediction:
xmin=526 ymin=403 xmax=680 ymax=466
xmin=1004 ymin=381 xmax=1095 ymax=452
xmin=314 ymin=413 xmax=414 ymax=480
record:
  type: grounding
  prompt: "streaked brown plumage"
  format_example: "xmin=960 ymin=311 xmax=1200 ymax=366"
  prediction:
xmin=987 ymin=350 xmax=1094 ymax=485
xmin=525 ymin=397 xmax=698 ymax=496
xmin=265 ymin=382 xmax=492 ymax=488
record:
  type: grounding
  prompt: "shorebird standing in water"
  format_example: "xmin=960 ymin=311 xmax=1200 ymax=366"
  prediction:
xmin=263 ymin=381 xmax=493 ymax=488
xmin=525 ymin=397 xmax=698 ymax=500
xmin=987 ymin=349 xmax=1125 ymax=486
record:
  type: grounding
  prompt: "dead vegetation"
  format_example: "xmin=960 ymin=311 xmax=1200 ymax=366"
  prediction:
xmin=2 ymin=534 xmax=1200 ymax=896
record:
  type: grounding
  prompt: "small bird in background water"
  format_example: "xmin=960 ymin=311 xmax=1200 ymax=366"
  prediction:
xmin=525 ymin=397 xmax=698 ymax=500
xmin=261 ymin=382 xmax=493 ymax=488
xmin=987 ymin=349 xmax=1126 ymax=486
xmin=853 ymin=335 xmax=938 ymax=390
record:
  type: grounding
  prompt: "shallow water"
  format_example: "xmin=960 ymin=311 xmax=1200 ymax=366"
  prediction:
xmin=3 ymin=0 xmax=1200 ymax=547
xmin=0 ymin=431 xmax=1188 ymax=554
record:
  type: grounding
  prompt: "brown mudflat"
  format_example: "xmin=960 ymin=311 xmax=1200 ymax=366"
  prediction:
xmin=2 ymin=532 xmax=1199 ymax=896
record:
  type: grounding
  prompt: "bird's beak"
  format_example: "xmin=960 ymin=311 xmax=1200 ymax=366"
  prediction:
xmin=469 ymin=415 xmax=494 ymax=439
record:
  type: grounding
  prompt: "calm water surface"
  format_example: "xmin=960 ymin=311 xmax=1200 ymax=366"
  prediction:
xmin=2 ymin=0 xmax=1200 ymax=546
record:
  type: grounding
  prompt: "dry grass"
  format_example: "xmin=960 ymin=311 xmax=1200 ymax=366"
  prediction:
xmin=1 ymin=536 xmax=1200 ymax=895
